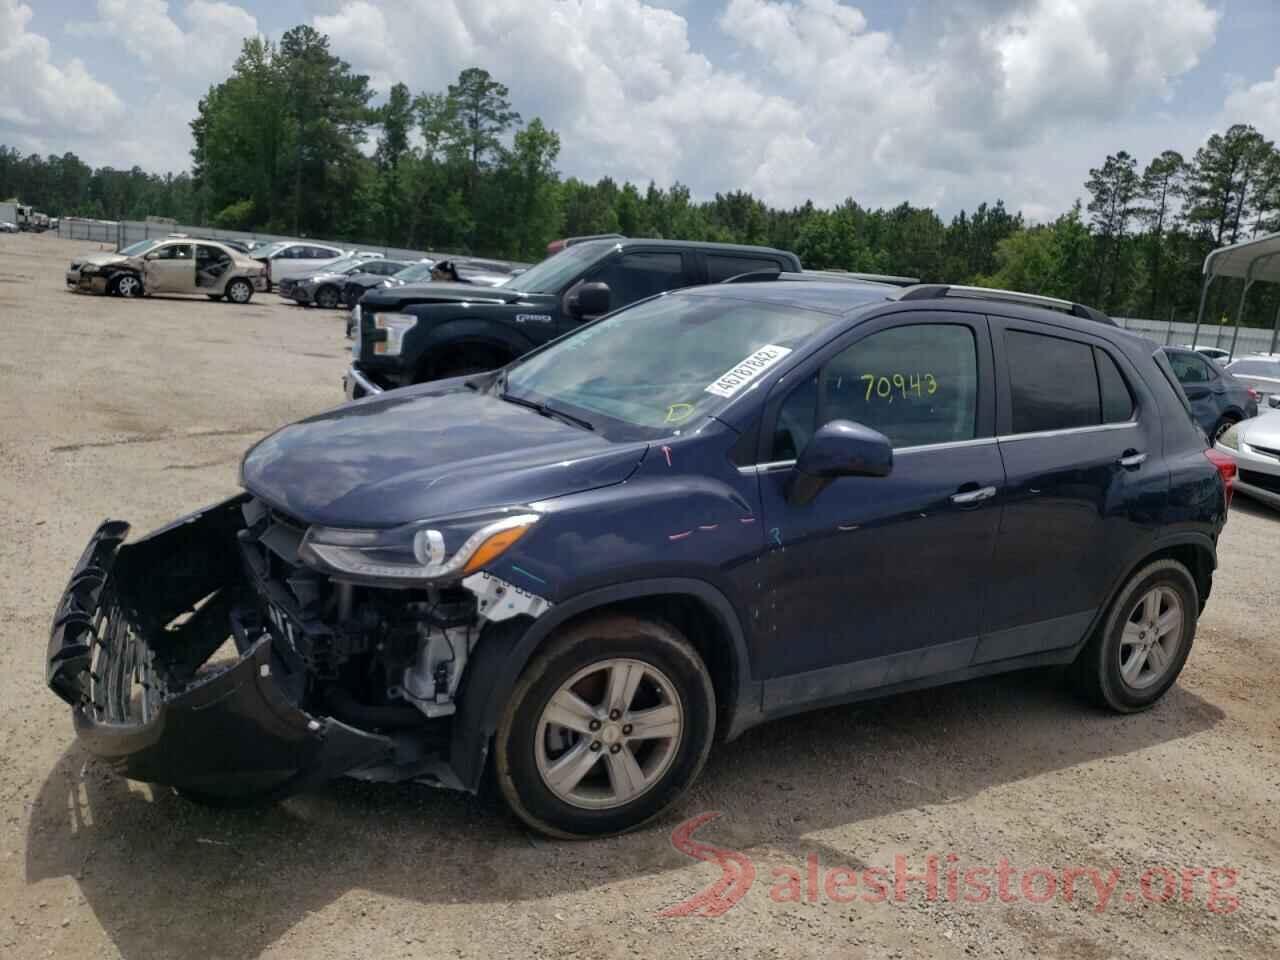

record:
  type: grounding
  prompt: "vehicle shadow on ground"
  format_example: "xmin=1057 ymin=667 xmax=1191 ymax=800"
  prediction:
xmin=25 ymin=668 xmax=1224 ymax=959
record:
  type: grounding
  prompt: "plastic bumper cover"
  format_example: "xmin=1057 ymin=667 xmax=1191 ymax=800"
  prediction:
xmin=46 ymin=497 xmax=395 ymax=801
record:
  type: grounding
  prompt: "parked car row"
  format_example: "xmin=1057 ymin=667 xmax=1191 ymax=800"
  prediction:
xmin=46 ymin=272 xmax=1236 ymax=838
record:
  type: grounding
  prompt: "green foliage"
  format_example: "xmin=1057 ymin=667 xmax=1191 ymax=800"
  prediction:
xmin=8 ymin=21 xmax=1280 ymax=328
xmin=211 ymin=198 xmax=255 ymax=229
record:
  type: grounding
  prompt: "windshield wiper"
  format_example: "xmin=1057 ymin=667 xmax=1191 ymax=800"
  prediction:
xmin=499 ymin=392 xmax=595 ymax=432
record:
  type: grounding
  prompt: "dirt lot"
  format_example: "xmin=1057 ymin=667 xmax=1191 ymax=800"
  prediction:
xmin=1 ymin=232 xmax=1278 ymax=959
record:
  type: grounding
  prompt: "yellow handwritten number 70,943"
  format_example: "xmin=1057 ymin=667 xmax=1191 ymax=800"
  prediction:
xmin=860 ymin=373 xmax=937 ymax=402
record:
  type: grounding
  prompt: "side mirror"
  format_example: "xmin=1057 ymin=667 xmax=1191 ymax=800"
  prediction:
xmin=788 ymin=420 xmax=893 ymax=505
xmin=569 ymin=282 xmax=611 ymax=318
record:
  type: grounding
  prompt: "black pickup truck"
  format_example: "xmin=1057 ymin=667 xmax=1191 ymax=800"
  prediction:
xmin=344 ymin=238 xmax=801 ymax=398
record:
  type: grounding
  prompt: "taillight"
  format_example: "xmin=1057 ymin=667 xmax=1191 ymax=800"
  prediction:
xmin=1247 ymin=387 xmax=1260 ymax=402
xmin=1204 ymin=448 xmax=1237 ymax=509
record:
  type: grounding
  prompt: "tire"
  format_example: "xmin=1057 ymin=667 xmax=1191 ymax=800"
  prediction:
xmin=110 ymin=273 xmax=142 ymax=298
xmin=420 ymin=345 xmax=510 ymax=383
xmin=1211 ymin=414 xmax=1239 ymax=444
xmin=496 ymin=616 xmax=716 ymax=839
xmin=315 ymin=284 xmax=341 ymax=309
xmin=226 ymin=278 xmax=254 ymax=304
xmin=1072 ymin=558 xmax=1198 ymax=712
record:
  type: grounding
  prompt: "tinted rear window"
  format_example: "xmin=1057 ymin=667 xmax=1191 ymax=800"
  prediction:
xmin=1096 ymin=348 xmax=1134 ymax=423
xmin=1006 ymin=330 xmax=1099 ymax=433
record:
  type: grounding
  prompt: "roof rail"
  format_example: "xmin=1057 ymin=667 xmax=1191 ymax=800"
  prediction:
xmin=721 ymin=270 xmax=919 ymax=286
xmin=892 ymin=284 xmax=1116 ymax=326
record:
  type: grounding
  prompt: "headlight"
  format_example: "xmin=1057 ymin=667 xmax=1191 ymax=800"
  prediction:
xmin=373 ymin=312 xmax=418 ymax=355
xmin=380 ymin=279 xmax=392 ymax=287
xmin=1218 ymin=423 xmax=1240 ymax=450
xmin=298 ymin=511 xmax=539 ymax=584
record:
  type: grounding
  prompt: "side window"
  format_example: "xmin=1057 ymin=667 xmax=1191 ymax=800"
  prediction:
xmin=706 ymin=255 xmax=781 ymax=282
xmin=588 ymin=252 xmax=686 ymax=304
xmin=1168 ymin=351 xmax=1209 ymax=385
xmin=771 ymin=324 xmax=979 ymax=459
xmin=1006 ymin=330 xmax=1099 ymax=433
xmin=152 ymin=243 xmax=192 ymax=260
xmin=1095 ymin=348 xmax=1134 ymax=423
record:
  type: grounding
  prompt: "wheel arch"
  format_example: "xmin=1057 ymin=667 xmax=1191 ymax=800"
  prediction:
xmin=450 ymin=577 xmax=757 ymax=793
xmin=1092 ymin=533 xmax=1217 ymax=641
xmin=412 ymin=319 xmax=535 ymax=381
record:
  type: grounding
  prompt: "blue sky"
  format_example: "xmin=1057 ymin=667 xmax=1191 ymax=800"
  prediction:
xmin=5 ymin=1 xmax=1280 ymax=219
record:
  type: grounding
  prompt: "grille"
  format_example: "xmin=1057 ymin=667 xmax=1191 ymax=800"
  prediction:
xmin=1249 ymin=443 xmax=1280 ymax=461
xmin=1239 ymin=470 xmax=1280 ymax=494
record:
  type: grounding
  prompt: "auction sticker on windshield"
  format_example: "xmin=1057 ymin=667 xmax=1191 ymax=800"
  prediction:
xmin=705 ymin=344 xmax=793 ymax=398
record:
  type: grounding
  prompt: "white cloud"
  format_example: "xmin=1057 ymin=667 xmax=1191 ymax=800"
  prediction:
xmin=80 ymin=0 xmax=258 ymax=86
xmin=0 ymin=0 xmax=123 ymax=136
xmin=2 ymin=0 xmax=1244 ymax=220
xmin=1224 ymin=66 xmax=1280 ymax=142
xmin=312 ymin=0 xmax=1221 ymax=215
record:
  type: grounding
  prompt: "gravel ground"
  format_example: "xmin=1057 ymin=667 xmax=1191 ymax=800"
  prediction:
xmin=1 ymin=232 xmax=1278 ymax=960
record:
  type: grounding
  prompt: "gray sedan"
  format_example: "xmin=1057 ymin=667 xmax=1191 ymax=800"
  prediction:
xmin=1164 ymin=346 xmax=1259 ymax=441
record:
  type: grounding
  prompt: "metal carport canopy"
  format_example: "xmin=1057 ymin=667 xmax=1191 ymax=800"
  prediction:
xmin=1191 ymin=230 xmax=1280 ymax=357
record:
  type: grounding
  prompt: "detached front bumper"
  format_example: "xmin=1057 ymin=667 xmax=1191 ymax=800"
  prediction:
xmin=46 ymin=497 xmax=395 ymax=801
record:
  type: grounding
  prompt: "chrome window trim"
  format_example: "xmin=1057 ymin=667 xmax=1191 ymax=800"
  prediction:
xmin=737 ymin=436 xmax=997 ymax=474
xmin=738 ymin=422 xmax=1139 ymax=474
xmin=996 ymin=420 xmax=1138 ymax=444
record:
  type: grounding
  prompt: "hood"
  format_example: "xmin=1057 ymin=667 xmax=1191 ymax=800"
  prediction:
xmin=1240 ymin=410 xmax=1280 ymax=447
xmin=296 ymin=271 xmax=344 ymax=286
xmin=362 ymin=281 xmax=532 ymax=309
xmin=241 ymin=385 xmax=647 ymax=527
xmin=75 ymin=252 xmax=127 ymax=269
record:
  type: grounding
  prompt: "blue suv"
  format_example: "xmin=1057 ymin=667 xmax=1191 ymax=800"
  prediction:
xmin=46 ymin=278 xmax=1234 ymax=838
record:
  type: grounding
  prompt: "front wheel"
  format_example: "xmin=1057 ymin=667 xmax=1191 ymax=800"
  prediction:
xmin=1211 ymin=415 xmax=1239 ymax=444
xmin=110 ymin=273 xmax=142 ymax=297
xmin=315 ymin=284 xmax=341 ymax=309
xmin=496 ymin=616 xmax=716 ymax=839
xmin=226 ymin=278 xmax=253 ymax=304
xmin=1072 ymin=559 xmax=1198 ymax=712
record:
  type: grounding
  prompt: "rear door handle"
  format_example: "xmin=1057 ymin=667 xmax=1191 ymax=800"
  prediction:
xmin=1117 ymin=451 xmax=1147 ymax=469
xmin=950 ymin=485 xmax=997 ymax=504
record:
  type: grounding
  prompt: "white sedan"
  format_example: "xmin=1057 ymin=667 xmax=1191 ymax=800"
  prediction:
xmin=1216 ymin=411 xmax=1280 ymax=510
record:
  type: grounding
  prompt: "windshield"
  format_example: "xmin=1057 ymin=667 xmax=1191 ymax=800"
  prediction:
xmin=505 ymin=241 xmax=613 ymax=294
xmin=119 ymin=239 xmax=160 ymax=257
xmin=394 ymin=262 xmax=435 ymax=282
xmin=502 ymin=292 xmax=838 ymax=440
xmin=1228 ymin=359 xmax=1280 ymax=378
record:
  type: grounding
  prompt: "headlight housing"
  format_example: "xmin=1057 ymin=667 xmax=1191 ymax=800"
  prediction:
xmin=298 ymin=511 xmax=539 ymax=585
xmin=1218 ymin=423 xmax=1240 ymax=450
xmin=372 ymin=313 xmax=418 ymax=355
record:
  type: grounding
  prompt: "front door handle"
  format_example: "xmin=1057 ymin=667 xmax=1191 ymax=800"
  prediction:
xmin=1117 ymin=450 xmax=1147 ymax=469
xmin=950 ymin=485 xmax=997 ymax=504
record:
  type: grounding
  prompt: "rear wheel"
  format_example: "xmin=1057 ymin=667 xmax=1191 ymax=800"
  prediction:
xmin=1072 ymin=559 xmax=1198 ymax=712
xmin=226 ymin=278 xmax=253 ymax=304
xmin=496 ymin=616 xmax=716 ymax=839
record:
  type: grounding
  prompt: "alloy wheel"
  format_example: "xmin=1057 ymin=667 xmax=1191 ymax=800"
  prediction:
xmin=1118 ymin=586 xmax=1184 ymax=690
xmin=534 ymin=658 xmax=684 ymax=810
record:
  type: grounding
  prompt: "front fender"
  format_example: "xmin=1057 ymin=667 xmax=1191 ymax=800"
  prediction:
xmin=449 ymin=577 xmax=758 ymax=793
xmin=403 ymin=313 xmax=538 ymax=369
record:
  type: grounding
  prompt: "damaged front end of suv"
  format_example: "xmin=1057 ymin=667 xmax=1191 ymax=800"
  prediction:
xmin=46 ymin=490 xmax=552 ymax=803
